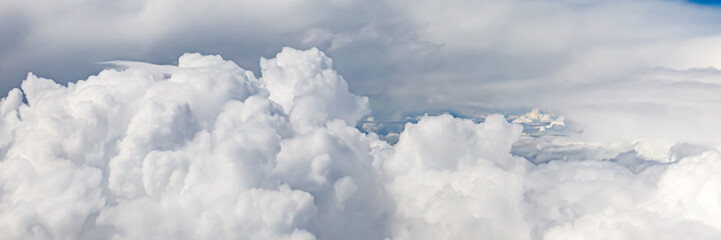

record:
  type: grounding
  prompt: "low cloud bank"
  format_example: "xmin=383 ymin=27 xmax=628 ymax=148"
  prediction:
xmin=1 ymin=48 xmax=720 ymax=239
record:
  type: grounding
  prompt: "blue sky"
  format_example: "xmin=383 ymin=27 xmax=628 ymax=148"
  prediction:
xmin=690 ymin=0 xmax=721 ymax=5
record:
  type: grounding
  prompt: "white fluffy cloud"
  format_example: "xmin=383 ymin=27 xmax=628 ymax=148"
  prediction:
xmin=6 ymin=1 xmax=721 ymax=239
xmin=2 ymin=48 xmax=721 ymax=240
xmin=0 ymin=48 xmax=382 ymax=239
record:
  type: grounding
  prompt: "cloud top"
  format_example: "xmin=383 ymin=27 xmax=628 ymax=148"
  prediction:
xmin=2 ymin=48 xmax=721 ymax=240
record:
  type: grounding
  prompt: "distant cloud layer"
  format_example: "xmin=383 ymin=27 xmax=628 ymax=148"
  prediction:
xmin=2 ymin=48 xmax=721 ymax=239
xmin=4 ymin=0 xmax=721 ymax=119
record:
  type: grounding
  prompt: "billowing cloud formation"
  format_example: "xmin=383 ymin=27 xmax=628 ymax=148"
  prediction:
xmin=3 ymin=48 xmax=721 ymax=240
xmin=0 ymin=48 xmax=383 ymax=240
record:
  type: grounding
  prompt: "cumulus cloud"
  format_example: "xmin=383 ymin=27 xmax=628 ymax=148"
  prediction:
xmin=0 ymin=48 xmax=384 ymax=240
xmin=2 ymin=48 xmax=721 ymax=240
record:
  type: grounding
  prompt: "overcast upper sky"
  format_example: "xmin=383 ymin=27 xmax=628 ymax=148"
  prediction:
xmin=4 ymin=0 xmax=721 ymax=148
xmin=3 ymin=0 xmax=721 ymax=118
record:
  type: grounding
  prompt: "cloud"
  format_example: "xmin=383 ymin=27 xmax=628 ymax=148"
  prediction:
xmin=0 ymin=48 xmax=385 ymax=239
xmin=5 ymin=2 xmax=721 ymax=238
xmin=2 ymin=48 xmax=721 ymax=240
xmin=260 ymin=47 xmax=370 ymax=132
xmin=5 ymin=0 xmax=721 ymax=123
xmin=378 ymin=114 xmax=531 ymax=240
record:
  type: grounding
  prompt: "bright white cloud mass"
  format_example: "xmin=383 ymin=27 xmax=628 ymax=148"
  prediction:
xmin=3 ymin=0 xmax=721 ymax=239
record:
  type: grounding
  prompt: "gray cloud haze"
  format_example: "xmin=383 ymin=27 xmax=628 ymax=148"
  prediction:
xmin=4 ymin=0 xmax=721 ymax=119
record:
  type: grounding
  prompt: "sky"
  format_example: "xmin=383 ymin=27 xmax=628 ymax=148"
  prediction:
xmin=4 ymin=0 xmax=721 ymax=239
xmin=690 ymin=0 xmax=721 ymax=5
xmin=3 ymin=0 xmax=721 ymax=119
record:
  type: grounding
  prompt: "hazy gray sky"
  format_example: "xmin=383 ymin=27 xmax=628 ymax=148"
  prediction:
xmin=4 ymin=0 xmax=721 ymax=119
